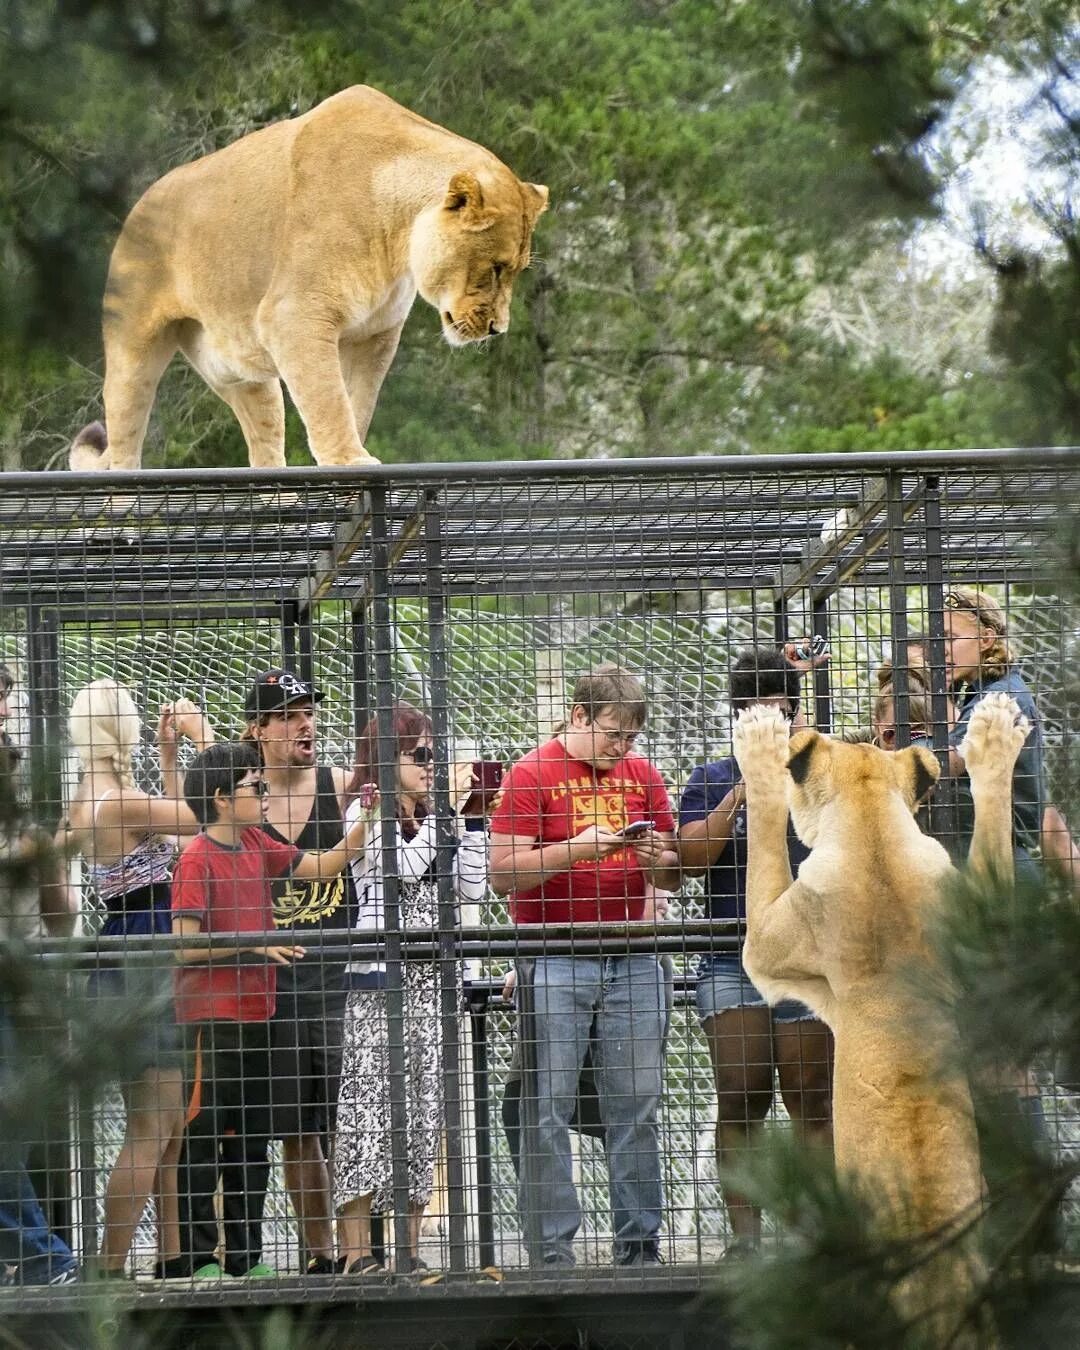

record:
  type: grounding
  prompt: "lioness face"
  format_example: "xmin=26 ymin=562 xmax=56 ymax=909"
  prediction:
xmin=786 ymin=732 xmax=940 ymax=847
xmin=411 ymin=171 xmax=548 ymax=346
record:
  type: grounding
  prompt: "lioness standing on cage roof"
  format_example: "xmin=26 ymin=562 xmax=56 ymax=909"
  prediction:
xmin=489 ymin=665 xmax=681 ymax=1269
xmin=241 ymin=670 xmax=355 ymax=1276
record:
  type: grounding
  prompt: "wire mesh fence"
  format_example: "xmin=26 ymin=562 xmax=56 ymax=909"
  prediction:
xmin=0 ymin=451 xmax=1077 ymax=1327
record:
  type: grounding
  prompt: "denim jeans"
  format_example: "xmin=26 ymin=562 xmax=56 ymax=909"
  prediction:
xmin=517 ymin=955 xmax=665 ymax=1265
xmin=0 ymin=1004 xmax=75 ymax=1283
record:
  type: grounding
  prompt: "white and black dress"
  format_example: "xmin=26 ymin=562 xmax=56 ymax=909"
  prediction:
xmin=333 ymin=808 xmax=488 ymax=1212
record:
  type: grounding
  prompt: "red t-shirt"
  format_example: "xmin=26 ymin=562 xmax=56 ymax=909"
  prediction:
xmin=489 ymin=740 xmax=676 ymax=925
xmin=171 ymin=827 xmax=301 ymax=1023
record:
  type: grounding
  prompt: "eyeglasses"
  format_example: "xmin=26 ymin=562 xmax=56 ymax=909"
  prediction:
xmin=944 ymin=590 xmax=1006 ymax=634
xmin=591 ymin=723 xmax=641 ymax=746
xmin=403 ymin=745 xmax=435 ymax=766
xmin=234 ymin=779 xmax=268 ymax=796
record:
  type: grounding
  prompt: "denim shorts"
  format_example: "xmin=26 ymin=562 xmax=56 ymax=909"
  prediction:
xmin=696 ymin=954 xmax=815 ymax=1024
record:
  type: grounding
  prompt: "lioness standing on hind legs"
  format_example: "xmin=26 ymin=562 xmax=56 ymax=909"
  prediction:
xmin=732 ymin=692 xmax=1030 ymax=1346
xmin=70 ymin=86 xmax=547 ymax=471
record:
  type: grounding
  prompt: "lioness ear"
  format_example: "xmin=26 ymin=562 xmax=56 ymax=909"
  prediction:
xmin=787 ymin=730 xmax=822 ymax=786
xmin=524 ymin=182 xmax=549 ymax=219
xmin=445 ymin=171 xmax=485 ymax=215
xmin=894 ymin=745 xmax=940 ymax=810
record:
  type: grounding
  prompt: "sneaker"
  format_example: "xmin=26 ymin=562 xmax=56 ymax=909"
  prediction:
xmin=46 ymin=1266 xmax=80 ymax=1287
xmin=191 ymin=1262 xmax=232 ymax=1283
xmin=305 ymin=1255 xmax=341 ymax=1276
xmin=244 ymin=1263 xmax=278 ymax=1279
xmin=615 ymin=1241 xmax=663 ymax=1268
xmin=152 ymin=1257 xmax=190 ymax=1282
xmin=343 ymin=1255 xmax=385 ymax=1277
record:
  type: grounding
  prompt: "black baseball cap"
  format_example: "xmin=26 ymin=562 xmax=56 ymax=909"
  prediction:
xmin=245 ymin=669 xmax=324 ymax=718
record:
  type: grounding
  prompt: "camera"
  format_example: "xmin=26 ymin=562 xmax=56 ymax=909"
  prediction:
xmin=793 ymin=635 xmax=828 ymax=662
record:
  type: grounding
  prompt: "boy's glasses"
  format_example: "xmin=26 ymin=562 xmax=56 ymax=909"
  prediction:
xmin=403 ymin=745 xmax=435 ymax=766
xmin=235 ymin=779 xmax=269 ymax=796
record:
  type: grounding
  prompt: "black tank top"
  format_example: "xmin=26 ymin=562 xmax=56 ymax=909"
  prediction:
xmin=264 ymin=765 xmax=353 ymax=1004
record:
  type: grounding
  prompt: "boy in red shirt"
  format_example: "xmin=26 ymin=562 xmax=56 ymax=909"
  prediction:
xmin=171 ymin=741 xmax=365 ymax=1281
xmin=489 ymin=666 xmax=680 ymax=1269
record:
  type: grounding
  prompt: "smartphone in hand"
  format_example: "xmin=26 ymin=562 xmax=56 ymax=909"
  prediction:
xmin=616 ymin=819 xmax=656 ymax=839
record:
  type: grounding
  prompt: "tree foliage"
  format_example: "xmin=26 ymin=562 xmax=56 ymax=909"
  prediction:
xmin=0 ymin=0 xmax=1076 ymax=467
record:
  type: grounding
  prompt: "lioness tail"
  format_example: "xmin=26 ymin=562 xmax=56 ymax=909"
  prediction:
xmin=70 ymin=421 xmax=110 ymax=471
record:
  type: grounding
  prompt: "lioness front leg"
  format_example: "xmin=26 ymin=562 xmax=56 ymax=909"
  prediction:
xmin=732 ymin=705 xmax=815 ymax=985
xmin=959 ymin=691 xmax=1030 ymax=884
xmin=258 ymin=303 xmax=376 ymax=466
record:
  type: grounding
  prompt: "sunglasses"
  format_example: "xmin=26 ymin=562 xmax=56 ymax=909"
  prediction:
xmin=403 ymin=745 xmax=435 ymax=766
xmin=944 ymin=591 xmax=1006 ymax=633
xmin=234 ymin=778 xmax=269 ymax=796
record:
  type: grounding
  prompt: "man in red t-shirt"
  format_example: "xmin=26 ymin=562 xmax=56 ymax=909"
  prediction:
xmin=489 ymin=665 xmax=679 ymax=1269
xmin=171 ymin=741 xmax=365 ymax=1281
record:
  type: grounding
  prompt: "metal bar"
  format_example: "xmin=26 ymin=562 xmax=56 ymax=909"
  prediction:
xmin=350 ymin=605 xmax=370 ymax=735
xmin=368 ymin=484 xmax=415 ymax=1269
xmin=467 ymin=991 xmax=496 ymax=1271
xmin=349 ymin=494 xmax=427 ymax=611
xmin=281 ymin=600 xmax=298 ymax=670
xmin=776 ymin=477 xmax=887 ymax=600
xmin=772 ymin=594 xmax=788 ymax=648
xmin=422 ymin=487 xmax=469 ymax=1274
xmin=923 ymin=475 xmax=951 ymax=758
xmin=886 ymin=472 xmax=911 ymax=749
xmin=295 ymin=493 xmax=372 ymax=607
xmin=296 ymin=605 xmax=314 ymax=685
xmin=15 ymin=444 xmax=1077 ymax=493
xmin=515 ymin=958 xmax=545 ymax=1265
xmin=811 ymin=595 xmax=832 ymax=733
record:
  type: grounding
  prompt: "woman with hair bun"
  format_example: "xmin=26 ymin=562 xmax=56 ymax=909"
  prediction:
xmin=63 ymin=679 xmax=213 ymax=1279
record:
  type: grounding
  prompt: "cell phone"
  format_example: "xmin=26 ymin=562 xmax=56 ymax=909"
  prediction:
xmin=617 ymin=819 xmax=656 ymax=839
xmin=793 ymin=634 xmax=828 ymax=662
xmin=462 ymin=759 xmax=504 ymax=816
xmin=472 ymin=759 xmax=504 ymax=793
xmin=358 ymin=782 xmax=378 ymax=811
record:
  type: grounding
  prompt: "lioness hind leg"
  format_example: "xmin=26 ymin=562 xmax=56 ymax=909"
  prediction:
xmin=213 ymin=379 xmax=287 ymax=470
xmin=100 ymin=324 xmax=179 ymax=470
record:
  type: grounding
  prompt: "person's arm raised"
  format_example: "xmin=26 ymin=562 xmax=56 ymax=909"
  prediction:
xmin=290 ymin=808 xmax=369 ymax=882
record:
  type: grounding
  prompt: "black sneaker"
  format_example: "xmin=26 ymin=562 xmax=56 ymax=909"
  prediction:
xmin=615 ymin=1241 xmax=663 ymax=1268
xmin=152 ymin=1257 xmax=190 ymax=1281
xmin=305 ymin=1255 xmax=340 ymax=1276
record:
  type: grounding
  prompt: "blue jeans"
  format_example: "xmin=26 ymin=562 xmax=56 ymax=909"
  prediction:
xmin=0 ymin=1005 xmax=75 ymax=1283
xmin=518 ymin=956 xmax=665 ymax=1265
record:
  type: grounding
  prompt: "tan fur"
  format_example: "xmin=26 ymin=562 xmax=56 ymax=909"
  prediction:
xmin=733 ymin=693 xmax=1029 ymax=1346
xmin=70 ymin=86 xmax=548 ymax=471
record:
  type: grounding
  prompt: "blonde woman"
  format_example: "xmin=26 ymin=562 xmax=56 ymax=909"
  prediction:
xmin=63 ymin=680 xmax=212 ymax=1279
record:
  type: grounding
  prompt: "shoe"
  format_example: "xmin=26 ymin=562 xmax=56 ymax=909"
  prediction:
xmin=152 ymin=1257 xmax=190 ymax=1281
xmin=718 ymin=1239 xmax=757 ymax=1263
xmin=343 ymin=1255 xmax=385 ymax=1277
xmin=615 ymin=1241 xmax=663 ymax=1268
xmin=191 ymin=1262 xmax=233 ymax=1283
xmin=46 ymin=1266 xmax=80 ymax=1287
xmin=538 ymin=1251 xmax=575 ymax=1271
xmin=244 ymin=1264 xmax=278 ymax=1279
xmin=305 ymin=1255 xmax=340 ymax=1276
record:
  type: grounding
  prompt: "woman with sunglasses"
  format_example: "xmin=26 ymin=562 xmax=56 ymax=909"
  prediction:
xmin=334 ymin=702 xmax=488 ymax=1277
xmin=62 ymin=679 xmax=214 ymax=1280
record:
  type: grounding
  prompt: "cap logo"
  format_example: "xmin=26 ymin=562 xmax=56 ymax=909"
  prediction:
xmin=276 ymin=672 xmax=310 ymax=700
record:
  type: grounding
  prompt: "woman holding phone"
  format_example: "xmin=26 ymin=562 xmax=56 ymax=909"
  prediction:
xmin=334 ymin=702 xmax=490 ymax=1277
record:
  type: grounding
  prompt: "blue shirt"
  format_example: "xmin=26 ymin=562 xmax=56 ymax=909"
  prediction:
xmin=947 ymin=669 xmax=1045 ymax=857
xmin=678 ymin=755 xmax=810 ymax=925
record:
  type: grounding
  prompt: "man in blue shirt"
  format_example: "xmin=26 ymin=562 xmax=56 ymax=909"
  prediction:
xmin=678 ymin=646 xmax=833 ymax=1256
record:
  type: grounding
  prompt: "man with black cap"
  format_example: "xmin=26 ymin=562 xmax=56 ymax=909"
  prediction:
xmin=244 ymin=669 xmax=352 ymax=1275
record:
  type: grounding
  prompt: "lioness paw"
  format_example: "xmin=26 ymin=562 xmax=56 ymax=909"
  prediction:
xmin=959 ymin=692 xmax=1030 ymax=774
xmin=733 ymin=704 xmax=789 ymax=781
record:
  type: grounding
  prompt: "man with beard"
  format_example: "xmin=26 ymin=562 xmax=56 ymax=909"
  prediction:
xmin=243 ymin=670 xmax=352 ymax=1274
